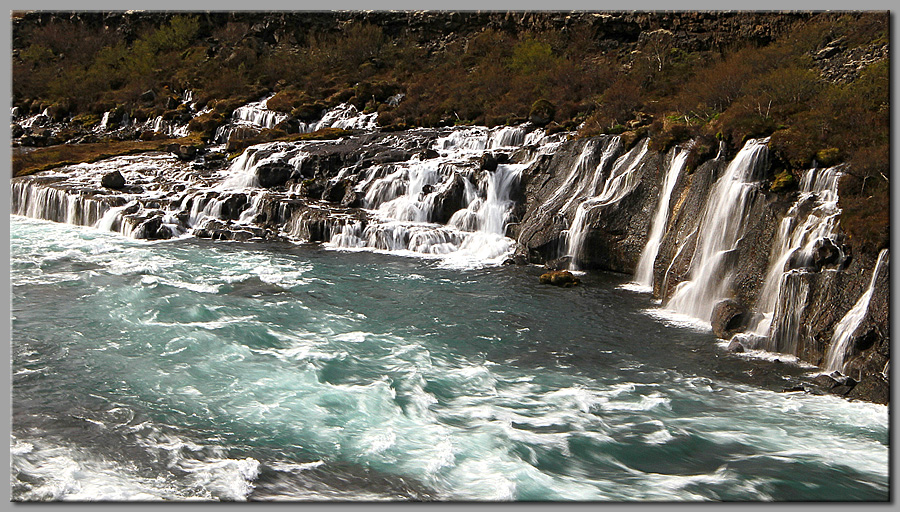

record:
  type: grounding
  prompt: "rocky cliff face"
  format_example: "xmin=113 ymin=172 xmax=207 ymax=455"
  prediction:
xmin=13 ymin=10 xmax=812 ymax=60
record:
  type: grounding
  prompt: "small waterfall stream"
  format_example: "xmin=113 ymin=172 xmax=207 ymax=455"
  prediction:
xmin=633 ymin=147 xmax=689 ymax=288
xmin=823 ymin=249 xmax=889 ymax=372
xmin=565 ymin=140 xmax=649 ymax=269
xmin=733 ymin=166 xmax=845 ymax=353
xmin=665 ymin=138 xmax=770 ymax=324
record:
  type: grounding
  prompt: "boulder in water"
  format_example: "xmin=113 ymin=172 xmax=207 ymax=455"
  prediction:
xmin=711 ymin=299 xmax=745 ymax=339
xmin=133 ymin=215 xmax=173 ymax=240
xmin=431 ymin=173 xmax=467 ymax=224
xmin=165 ymin=143 xmax=199 ymax=161
xmin=420 ymin=148 xmax=440 ymax=160
xmin=846 ymin=374 xmax=889 ymax=404
xmin=539 ymin=270 xmax=581 ymax=287
xmin=726 ymin=339 xmax=745 ymax=353
xmin=101 ymin=170 xmax=126 ymax=189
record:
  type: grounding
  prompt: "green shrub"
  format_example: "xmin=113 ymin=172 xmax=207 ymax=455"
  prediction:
xmin=815 ymin=147 xmax=842 ymax=166
xmin=769 ymin=170 xmax=798 ymax=193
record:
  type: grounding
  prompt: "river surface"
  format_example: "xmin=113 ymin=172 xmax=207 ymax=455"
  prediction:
xmin=10 ymin=214 xmax=889 ymax=501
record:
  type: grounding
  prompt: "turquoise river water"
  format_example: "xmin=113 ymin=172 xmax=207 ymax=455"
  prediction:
xmin=10 ymin=215 xmax=889 ymax=501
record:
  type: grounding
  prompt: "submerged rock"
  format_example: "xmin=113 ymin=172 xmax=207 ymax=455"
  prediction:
xmin=539 ymin=270 xmax=581 ymax=287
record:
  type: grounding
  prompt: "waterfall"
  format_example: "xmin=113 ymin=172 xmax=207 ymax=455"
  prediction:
xmin=326 ymin=126 xmax=543 ymax=266
xmin=232 ymin=95 xmax=289 ymax=130
xmin=737 ymin=166 xmax=844 ymax=352
xmin=98 ymin=111 xmax=112 ymax=131
xmin=633 ymin=148 xmax=689 ymax=289
xmin=565 ymin=140 xmax=648 ymax=269
xmin=539 ymin=139 xmax=603 ymax=213
xmin=823 ymin=249 xmax=889 ymax=372
xmin=300 ymin=103 xmax=377 ymax=133
xmin=665 ymin=138 xmax=769 ymax=324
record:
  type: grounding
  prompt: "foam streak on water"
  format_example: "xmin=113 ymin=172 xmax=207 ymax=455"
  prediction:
xmin=10 ymin=215 xmax=889 ymax=502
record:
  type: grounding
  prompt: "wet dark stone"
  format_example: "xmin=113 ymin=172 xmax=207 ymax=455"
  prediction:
xmin=166 ymin=144 xmax=198 ymax=161
xmin=539 ymin=270 xmax=580 ymax=287
xmin=256 ymin=162 xmax=294 ymax=188
xmin=420 ymin=148 xmax=440 ymax=159
xmin=711 ymin=299 xmax=745 ymax=339
xmin=480 ymin=152 xmax=498 ymax=172
xmin=133 ymin=216 xmax=173 ymax=240
xmin=323 ymin=179 xmax=349 ymax=203
xmin=726 ymin=339 xmax=745 ymax=353
xmin=812 ymin=237 xmax=841 ymax=269
xmin=431 ymin=173 xmax=468 ymax=224
xmin=846 ymin=375 xmax=889 ymax=404
xmin=100 ymin=170 xmax=126 ymax=189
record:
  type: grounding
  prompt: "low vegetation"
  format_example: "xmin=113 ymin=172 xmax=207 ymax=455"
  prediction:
xmin=12 ymin=137 xmax=200 ymax=177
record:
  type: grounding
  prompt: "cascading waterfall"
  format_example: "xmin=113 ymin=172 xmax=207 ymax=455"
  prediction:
xmin=539 ymin=139 xmax=603 ymax=212
xmin=665 ymin=138 xmax=769 ymax=324
xmin=736 ymin=166 xmax=844 ymax=352
xmin=231 ymin=95 xmax=290 ymax=129
xmin=328 ymin=126 xmax=540 ymax=265
xmin=633 ymin=147 xmax=689 ymax=289
xmin=565 ymin=140 xmax=648 ymax=269
xmin=11 ymin=181 xmax=111 ymax=228
xmin=823 ymin=249 xmax=889 ymax=373
xmin=299 ymin=103 xmax=377 ymax=133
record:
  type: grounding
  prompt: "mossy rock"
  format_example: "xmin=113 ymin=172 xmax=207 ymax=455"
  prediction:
xmin=770 ymin=170 xmax=798 ymax=193
xmin=539 ymin=270 xmax=581 ymax=287
xmin=71 ymin=113 xmax=101 ymax=128
xmin=529 ymin=99 xmax=555 ymax=127
xmin=816 ymin=147 xmax=842 ymax=167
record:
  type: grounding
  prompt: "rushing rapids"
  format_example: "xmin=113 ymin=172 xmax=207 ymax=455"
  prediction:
xmin=9 ymin=100 xmax=889 ymax=401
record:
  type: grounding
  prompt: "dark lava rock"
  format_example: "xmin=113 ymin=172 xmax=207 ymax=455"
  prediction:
xmin=133 ymin=216 xmax=173 ymax=240
xmin=711 ymin=299 xmax=745 ymax=339
xmin=539 ymin=270 xmax=581 ymax=287
xmin=100 ymin=170 xmax=126 ymax=189
xmin=726 ymin=339 xmax=745 ymax=353
xmin=373 ymin=149 xmax=412 ymax=164
xmin=219 ymin=193 xmax=248 ymax=220
xmin=166 ymin=143 xmax=199 ymax=161
xmin=323 ymin=179 xmax=350 ymax=203
xmin=11 ymin=123 xmax=24 ymax=138
xmin=430 ymin=173 xmax=468 ymax=224
xmin=480 ymin=152 xmax=499 ymax=172
xmin=846 ymin=375 xmax=889 ymax=404
xmin=256 ymin=162 xmax=294 ymax=188
xmin=140 ymin=89 xmax=156 ymax=104
xmin=812 ymin=238 xmax=841 ymax=269
xmin=543 ymin=256 xmax=572 ymax=271
xmin=420 ymin=148 xmax=440 ymax=160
